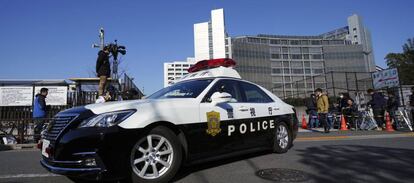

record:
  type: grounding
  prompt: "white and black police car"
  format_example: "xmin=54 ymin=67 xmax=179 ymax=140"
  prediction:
xmin=40 ymin=58 xmax=298 ymax=183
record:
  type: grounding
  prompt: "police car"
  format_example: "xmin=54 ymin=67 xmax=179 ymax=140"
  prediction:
xmin=40 ymin=58 xmax=298 ymax=183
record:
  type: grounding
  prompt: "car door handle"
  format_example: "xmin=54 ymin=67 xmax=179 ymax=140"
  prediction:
xmin=273 ymin=107 xmax=280 ymax=111
xmin=238 ymin=106 xmax=249 ymax=112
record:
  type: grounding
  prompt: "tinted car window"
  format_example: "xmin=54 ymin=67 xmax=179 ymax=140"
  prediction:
xmin=239 ymin=82 xmax=273 ymax=103
xmin=203 ymin=79 xmax=243 ymax=102
xmin=148 ymin=79 xmax=213 ymax=99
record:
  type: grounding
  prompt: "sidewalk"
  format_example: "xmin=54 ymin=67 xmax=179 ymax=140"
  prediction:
xmin=297 ymin=127 xmax=414 ymax=141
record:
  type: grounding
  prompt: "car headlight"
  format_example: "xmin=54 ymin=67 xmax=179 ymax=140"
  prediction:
xmin=79 ymin=110 xmax=136 ymax=128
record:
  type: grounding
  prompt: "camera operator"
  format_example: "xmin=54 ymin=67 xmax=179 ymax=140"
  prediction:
xmin=96 ymin=46 xmax=111 ymax=98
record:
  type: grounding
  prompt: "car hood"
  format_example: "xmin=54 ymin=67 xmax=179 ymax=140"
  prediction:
xmin=84 ymin=98 xmax=196 ymax=115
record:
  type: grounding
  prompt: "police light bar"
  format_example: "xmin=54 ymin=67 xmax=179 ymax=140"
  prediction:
xmin=188 ymin=58 xmax=236 ymax=73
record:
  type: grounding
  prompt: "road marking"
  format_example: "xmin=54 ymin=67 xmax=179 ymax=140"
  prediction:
xmin=0 ymin=173 xmax=61 ymax=179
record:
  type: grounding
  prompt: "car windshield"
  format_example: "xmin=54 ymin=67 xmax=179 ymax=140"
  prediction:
xmin=148 ymin=79 xmax=214 ymax=99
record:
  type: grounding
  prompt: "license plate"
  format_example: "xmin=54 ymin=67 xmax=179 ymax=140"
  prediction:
xmin=42 ymin=139 xmax=50 ymax=158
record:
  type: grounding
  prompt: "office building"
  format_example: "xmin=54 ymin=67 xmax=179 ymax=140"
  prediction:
xmin=194 ymin=8 xmax=231 ymax=61
xmin=231 ymin=14 xmax=376 ymax=98
xmin=163 ymin=57 xmax=196 ymax=87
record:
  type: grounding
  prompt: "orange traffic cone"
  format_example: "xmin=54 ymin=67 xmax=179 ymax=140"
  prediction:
xmin=385 ymin=112 xmax=394 ymax=132
xmin=301 ymin=114 xmax=307 ymax=129
xmin=340 ymin=115 xmax=348 ymax=131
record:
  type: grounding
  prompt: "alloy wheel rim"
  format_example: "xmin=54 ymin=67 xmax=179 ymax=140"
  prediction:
xmin=277 ymin=125 xmax=289 ymax=149
xmin=131 ymin=134 xmax=174 ymax=179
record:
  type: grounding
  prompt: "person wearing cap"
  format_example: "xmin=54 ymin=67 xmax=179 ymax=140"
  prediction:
xmin=33 ymin=88 xmax=49 ymax=142
xmin=315 ymin=88 xmax=330 ymax=133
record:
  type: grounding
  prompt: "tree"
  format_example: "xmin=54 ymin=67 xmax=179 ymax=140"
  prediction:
xmin=385 ymin=38 xmax=414 ymax=85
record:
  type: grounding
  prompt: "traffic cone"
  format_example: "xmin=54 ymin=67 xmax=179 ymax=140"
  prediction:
xmin=340 ymin=115 xmax=348 ymax=131
xmin=301 ymin=114 xmax=307 ymax=129
xmin=385 ymin=112 xmax=394 ymax=132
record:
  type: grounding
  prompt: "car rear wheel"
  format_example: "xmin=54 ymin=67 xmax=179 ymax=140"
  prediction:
xmin=273 ymin=122 xmax=292 ymax=154
xmin=129 ymin=126 xmax=182 ymax=183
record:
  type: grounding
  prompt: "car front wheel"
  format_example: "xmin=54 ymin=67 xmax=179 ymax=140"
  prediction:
xmin=273 ymin=122 xmax=292 ymax=154
xmin=129 ymin=126 xmax=182 ymax=183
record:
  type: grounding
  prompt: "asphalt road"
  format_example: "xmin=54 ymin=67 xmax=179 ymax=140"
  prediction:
xmin=1 ymin=134 xmax=414 ymax=183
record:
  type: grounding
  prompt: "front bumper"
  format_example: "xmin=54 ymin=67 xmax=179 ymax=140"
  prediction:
xmin=41 ymin=126 xmax=142 ymax=180
xmin=40 ymin=159 xmax=102 ymax=177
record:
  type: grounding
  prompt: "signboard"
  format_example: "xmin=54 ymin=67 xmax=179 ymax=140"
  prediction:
xmin=34 ymin=86 xmax=68 ymax=106
xmin=372 ymin=68 xmax=400 ymax=89
xmin=0 ymin=86 xmax=34 ymax=106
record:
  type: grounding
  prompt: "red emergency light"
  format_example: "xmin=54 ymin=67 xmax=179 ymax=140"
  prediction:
xmin=188 ymin=58 xmax=236 ymax=73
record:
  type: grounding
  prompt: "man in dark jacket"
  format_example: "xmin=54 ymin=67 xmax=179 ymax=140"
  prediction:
xmin=305 ymin=94 xmax=318 ymax=128
xmin=387 ymin=91 xmax=399 ymax=129
xmin=367 ymin=89 xmax=387 ymax=130
xmin=33 ymin=88 xmax=49 ymax=142
xmin=96 ymin=46 xmax=111 ymax=97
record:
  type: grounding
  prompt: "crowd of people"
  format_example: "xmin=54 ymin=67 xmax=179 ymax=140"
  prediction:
xmin=305 ymin=87 xmax=414 ymax=133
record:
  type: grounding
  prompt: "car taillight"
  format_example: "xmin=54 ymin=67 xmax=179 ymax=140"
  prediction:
xmin=188 ymin=58 xmax=236 ymax=73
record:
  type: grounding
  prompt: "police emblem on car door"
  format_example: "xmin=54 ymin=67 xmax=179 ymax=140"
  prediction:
xmin=206 ymin=111 xmax=221 ymax=136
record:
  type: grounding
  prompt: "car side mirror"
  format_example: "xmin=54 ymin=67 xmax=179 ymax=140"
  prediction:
xmin=210 ymin=92 xmax=232 ymax=105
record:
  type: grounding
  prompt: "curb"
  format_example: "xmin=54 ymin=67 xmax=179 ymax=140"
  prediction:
xmin=0 ymin=143 xmax=37 ymax=151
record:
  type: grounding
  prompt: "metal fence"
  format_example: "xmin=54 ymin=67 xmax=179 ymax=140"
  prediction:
xmin=278 ymin=71 xmax=412 ymax=108
xmin=279 ymin=71 xmax=374 ymax=100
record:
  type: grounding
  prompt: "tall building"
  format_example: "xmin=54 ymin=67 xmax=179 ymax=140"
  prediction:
xmin=194 ymin=8 xmax=231 ymax=61
xmin=163 ymin=57 xmax=196 ymax=87
xmin=231 ymin=14 xmax=376 ymax=98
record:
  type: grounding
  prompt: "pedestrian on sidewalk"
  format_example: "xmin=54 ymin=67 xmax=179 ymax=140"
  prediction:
xmin=33 ymin=88 xmax=50 ymax=142
xmin=367 ymin=89 xmax=387 ymax=130
xmin=305 ymin=94 xmax=318 ymax=129
xmin=387 ymin=91 xmax=399 ymax=129
xmin=315 ymin=88 xmax=330 ymax=133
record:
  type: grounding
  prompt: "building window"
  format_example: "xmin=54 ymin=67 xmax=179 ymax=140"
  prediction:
xmin=270 ymin=39 xmax=280 ymax=45
xmin=271 ymin=54 xmax=281 ymax=59
xmin=291 ymin=54 xmax=302 ymax=60
xmin=291 ymin=62 xmax=302 ymax=67
xmin=282 ymin=54 xmax=289 ymax=59
xmin=283 ymin=61 xmax=289 ymax=67
xmin=168 ymin=68 xmax=174 ymax=71
xmin=281 ymin=40 xmax=288 ymax=45
xmin=282 ymin=47 xmax=289 ymax=53
xmin=311 ymin=40 xmax=321 ymax=45
xmin=302 ymin=47 xmax=309 ymax=53
xmin=313 ymin=69 xmax=324 ymax=74
xmin=183 ymin=64 xmax=189 ymax=67
xmin=312 ymin=54 xmax=323 ymax=60
xmin=290 ymin=47 xmax=301 ymax=53
xmin=272 ymin=68 xmax=282 ymax=74
xmin=303 ymin=54 xmax=310 ymax=60
xmin=304 ymin=62 xmax=311 ymax=67
xmin=168 ymin=73 xmax=174 ymax=76
xmin=283 ymin=68 xmax=290 ymax=74
xmin=290 ymin=40 xmax=300 ymax=45
xmin=305 ymin=68 xmax=311 ymax=74
xmin=301 ymin=40 xmax=309 ymax=45
xmin=271 ymin=61 xmax=283 ymax=67
xmin=292 ymin=69 xmax=304 ymax=74
xmin=284 ymin=76 xmax=291 ymax=82
xmin=309 ymin=47 xmax=322 ymax=53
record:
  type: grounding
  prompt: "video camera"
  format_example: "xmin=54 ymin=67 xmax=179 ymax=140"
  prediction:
xmin=105 ymin=40 xmax=126 ymax=60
